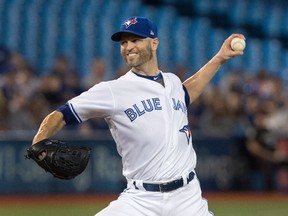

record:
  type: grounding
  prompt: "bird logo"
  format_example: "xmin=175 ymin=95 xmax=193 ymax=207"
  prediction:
xmin=179 ymin=125 xmax=191 ymax=144
xmin=124 ymin=18 xmax=138 ymax=29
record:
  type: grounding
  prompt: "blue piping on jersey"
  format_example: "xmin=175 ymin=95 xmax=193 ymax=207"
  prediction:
xmin=131 ymin=71 xmax=163 ymax=81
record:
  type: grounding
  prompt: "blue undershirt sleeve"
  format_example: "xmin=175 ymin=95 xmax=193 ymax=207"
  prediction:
xmin=57 ymin=103 xmax=82 ymax=125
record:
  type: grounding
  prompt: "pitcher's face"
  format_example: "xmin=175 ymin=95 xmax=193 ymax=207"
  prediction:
xmin=120 ymin=34 xmax=154 ymax=68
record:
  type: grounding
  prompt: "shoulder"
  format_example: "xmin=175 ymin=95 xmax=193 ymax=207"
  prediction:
xmin=87 ymin=71 xmax=132 ymax=90
xmin=162 ymin=71 xmax=182 ymax=85
xmin=162 ymin=71 xmax=181 ymax=79
xmin=109 ymin=71 xmax=135 ymax=84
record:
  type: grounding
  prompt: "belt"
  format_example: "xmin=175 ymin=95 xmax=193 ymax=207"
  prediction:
xmin=140 ymin=171 xmax=195 ymax=192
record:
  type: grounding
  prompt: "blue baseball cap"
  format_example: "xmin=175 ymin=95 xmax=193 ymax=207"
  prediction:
xmin=111 ymin=16 xmax=158 ymax=41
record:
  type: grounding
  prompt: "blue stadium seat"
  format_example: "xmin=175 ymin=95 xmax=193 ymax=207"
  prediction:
xmin=246 ymin=0 xmax=267 ymax=27
xmin=262 ymin=5 xmax=283 ymax=37
xmin=4 ymin=0 xmax=23 ymax=50
xmin=20 ymin=0 xmax=43 ymax=67
xmin=1 ymin=0 xmax=288 ymax=81
xmin=262 ymin=39 xmax=282 ymax=73
xmin=227 ymin=0 xmax=249 ymax=26
xmin=244 ymin=38 xmax=264 ymax=73
xmin=187 ymin=18 xmax=212 ymax=71
xmin=156 ymin=6 xmax=177 ymax=68
xmin=193 ymin=0 xmax=213 ymax=15
xmin=281 ymin=6 xmax=288 ymax=35
xmin=38 ymin=0 xmax=65 ymax=72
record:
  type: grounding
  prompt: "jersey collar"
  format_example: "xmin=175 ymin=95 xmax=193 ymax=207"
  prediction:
xmin=132 ymin=71 xmax=163 ymax=81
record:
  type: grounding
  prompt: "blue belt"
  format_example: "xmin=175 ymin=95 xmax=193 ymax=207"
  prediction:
xmin=142 ymin=171 xmax=195 ymax=192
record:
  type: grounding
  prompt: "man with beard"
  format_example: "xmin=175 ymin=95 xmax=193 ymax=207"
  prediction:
xmin=32 ymin=16 xmax=245 ymax=215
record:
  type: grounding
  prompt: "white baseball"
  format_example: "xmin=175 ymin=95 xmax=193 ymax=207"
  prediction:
xmin=231 ymin=37 xmax=246 ymax=51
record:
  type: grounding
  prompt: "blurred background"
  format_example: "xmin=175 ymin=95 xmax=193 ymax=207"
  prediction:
xmin=0 ymin=0 xmax=288 ymax=214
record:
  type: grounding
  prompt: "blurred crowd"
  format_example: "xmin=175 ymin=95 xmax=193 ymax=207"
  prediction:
xmin=1 ymin=46 xmax=288 ymax=134
xmin=1 ymin=45 xmax=288 ymax=137
xmin=0 ymin=45 xmax=132 ymax=133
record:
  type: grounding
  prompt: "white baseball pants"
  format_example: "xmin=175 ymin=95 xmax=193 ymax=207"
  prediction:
xmin=95 ymin=176 xmax=214 ymax=216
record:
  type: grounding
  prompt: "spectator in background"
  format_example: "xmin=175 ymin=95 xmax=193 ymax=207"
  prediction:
xmin=50 ymin=54 xmax=72 ymax=80
xmin=224 ymin=89 xmax=249 ymax=137
xmin=230 ymin=69 xmax=288 ymax=191
xmin=29 ymin=92 xmax=52 ymax=128
xmin=0 ymin=45 xmax=11 ymax=74
xmin=173 ymin=65 xmax=190 ymax=82
xmin=39 ymin=54 xmax=78 ymax=110
xmin=7 ymin=91 xmax=37 ymax=129
xmin=187 ymin=95 xmax=206 ymax=130
xmin=0 ymin=52 xmax=31 ymax=103
xmin=199 ymin=87 xmax=240 ymax=137
xmin=0 ymin=52 xmax=39 ymax=130
xmin=114 ymin=64 xmax=131 ymax=79
xmin=83 ymin=58 xmax=107 ymax=89
xmin=38 ymin=73 xmax=65 ymax=109
xmin=80 ymin=58 xmax=111 ymax=136
xmin=243 ymin=93 xmax=260 ymax=124
xmin=62 ymin=70 xmax=84 ymax=101
xmin=0 ymin=67 xmax=16 ymax=102
xmin=8 ymin=52 xmax=35 ymax=90
xmin=246 ymin=108 xmax=288 ymax=191
xmin=0 ymin=90 xmax=9 ymax=130
xmin=219 ymin=69 xmax=244 ymax=94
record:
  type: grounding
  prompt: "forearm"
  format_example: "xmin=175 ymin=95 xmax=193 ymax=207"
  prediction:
xmin=183 ymin=55 xmax=223 ymax=103
xmin=32 ymin=111 xmax=66 ymax=144
xmin=183 ymin=34 xmax=245 ymax=104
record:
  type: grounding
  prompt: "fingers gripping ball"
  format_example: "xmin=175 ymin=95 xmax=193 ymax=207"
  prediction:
xmin=26 ymin=139 xmax=91 ymax=180
xmin=231 ymin=37 xmax=246 ymax=51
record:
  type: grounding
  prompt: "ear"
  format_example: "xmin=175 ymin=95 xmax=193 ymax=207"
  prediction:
xmin=151 ymin=38 xmax=159 ymax=51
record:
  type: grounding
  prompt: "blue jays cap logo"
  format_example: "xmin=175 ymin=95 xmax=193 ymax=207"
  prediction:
xmin=124 ymin=18 xmax=138 ymax=29
xmin=111 ymin=16 xmax=158 ymax=41
xmin=179 ymin=125 xmax=191 ymax=144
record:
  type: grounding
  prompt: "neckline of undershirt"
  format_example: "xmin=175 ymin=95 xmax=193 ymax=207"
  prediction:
xmin=132 ymin=71 xmax=163 ymax=81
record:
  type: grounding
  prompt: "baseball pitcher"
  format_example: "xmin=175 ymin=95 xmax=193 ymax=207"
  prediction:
xmin=32 ymin=16 xmax=245 ymax=215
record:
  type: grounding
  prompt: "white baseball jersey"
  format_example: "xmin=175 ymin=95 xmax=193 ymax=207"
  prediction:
xmin=59 ymin=70 xmax=197 ymax=182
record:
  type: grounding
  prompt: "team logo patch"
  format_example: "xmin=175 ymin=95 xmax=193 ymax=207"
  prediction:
xmin=179 ymin=125 xmax=191 ymax=144
xmin=124 ymin=18 xmax=138 ymax=28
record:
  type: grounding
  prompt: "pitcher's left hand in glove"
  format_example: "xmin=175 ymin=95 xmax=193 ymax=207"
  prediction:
xmin=25 ymin=139 xmax=91 ymax=180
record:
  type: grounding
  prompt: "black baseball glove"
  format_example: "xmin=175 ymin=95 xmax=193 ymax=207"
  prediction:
xmin=26 ymin=139 xmax=91 ymax=180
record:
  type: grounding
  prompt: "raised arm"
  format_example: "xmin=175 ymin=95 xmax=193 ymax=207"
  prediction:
xmin=32 ymin=110 xmax=66 ymax=144
xmin=183 ymin=34 xmax=245 ymax=104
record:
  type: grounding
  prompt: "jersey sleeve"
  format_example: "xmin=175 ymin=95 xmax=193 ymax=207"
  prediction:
xmin=182 ymin=85 xmax=190 ymax=107
xmin=57 ymin=103 xmax=82 ymax=124
xmin=59 ymin=81 xmax=115 ymax=124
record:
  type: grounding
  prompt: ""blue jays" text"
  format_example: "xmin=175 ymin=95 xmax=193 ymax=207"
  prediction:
xmin=172 ymin=98 xmax=187 ymax=114
xmin=124 ymin=98 xmax=162 ymax=122
xmin=124 ymin=97 xmax=187 ymax=122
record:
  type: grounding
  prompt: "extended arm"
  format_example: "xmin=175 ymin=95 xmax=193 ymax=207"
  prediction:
xmin=32 ymin=111 xmax=66 ymax=144
xmin=183 ymin=34 xmax=245 ymax=104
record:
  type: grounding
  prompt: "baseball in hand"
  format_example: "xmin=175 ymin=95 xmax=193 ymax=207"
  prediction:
xmin=231 ymin=37 xmax=246 ymax=51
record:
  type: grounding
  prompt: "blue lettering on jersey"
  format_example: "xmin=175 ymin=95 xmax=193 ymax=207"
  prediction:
xmin=124 ymin=108 xmax=138 ymax=121
xmin=172 ymin=98 xmax=187 ymax=114
xmin=141 ymin=99 xmax=153 ymax=112
xmin=124 ymin=98 xmax=162 ymax=122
